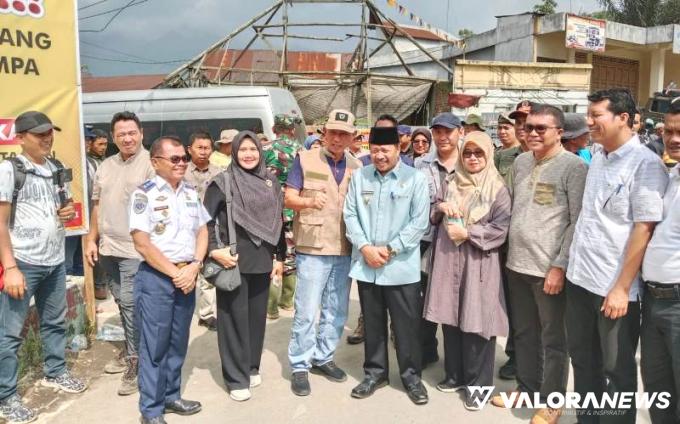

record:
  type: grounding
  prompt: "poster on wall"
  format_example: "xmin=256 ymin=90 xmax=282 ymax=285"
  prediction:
xmin=565 ymin=14 xmax=606 ymax=52
xmin=0 ymin=0 xmax=87 ymax=235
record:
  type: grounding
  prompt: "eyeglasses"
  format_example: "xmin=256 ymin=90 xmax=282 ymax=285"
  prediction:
xmin=153 ymin=155 xmax=190 ymax=165
xmin=462 ymin=149 xmax=485 ymax=159
xmin=412 ymin=138 xmax=430 ymax=145
xmin=524 ymin=124 xmax=560 ymax=134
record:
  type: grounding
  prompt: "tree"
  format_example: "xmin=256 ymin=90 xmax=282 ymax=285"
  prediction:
xmin=457 ymin=28 xmax=475 ymax=39
xmin=533 ymin=0 xmax=558 ymax=14
xmin=595 ymin=0 xmax=680 ymax=26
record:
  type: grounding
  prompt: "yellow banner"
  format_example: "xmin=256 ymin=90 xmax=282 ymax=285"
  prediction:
xmin=0 ymin=0 xmax=87 ymax=234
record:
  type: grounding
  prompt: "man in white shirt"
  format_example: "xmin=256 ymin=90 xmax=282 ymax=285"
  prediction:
xmin=566 ymin=89 xmax=669 ymax=423
xmin=130 ymin=136 xmax=210 ymax=424
xmin=641 ymin=99 xmax=680 ymax=423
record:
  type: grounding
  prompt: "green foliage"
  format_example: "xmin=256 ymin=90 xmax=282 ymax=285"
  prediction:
xmin=534 ymin=0 xmax=558 ymax=14
xmin=457 ymin=28 xmax=475 ymax=39
xmin=596 ymin=0 xmax=680 ymax=26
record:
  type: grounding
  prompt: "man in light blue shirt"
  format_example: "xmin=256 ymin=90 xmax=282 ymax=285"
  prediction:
xmin=343 ymin=126 xmax=430 ymax=405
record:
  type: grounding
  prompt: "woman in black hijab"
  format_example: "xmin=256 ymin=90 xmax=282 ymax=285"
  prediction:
xmin=203 ymin=130 xmax=286 ymax=402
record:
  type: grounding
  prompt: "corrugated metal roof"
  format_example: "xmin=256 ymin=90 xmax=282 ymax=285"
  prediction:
xmin=82 ymin=74 xmax=165 ymax=93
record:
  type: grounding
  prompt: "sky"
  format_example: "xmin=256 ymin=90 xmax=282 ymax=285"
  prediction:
xmin=77 ymin=0 xmax=601 ymax=77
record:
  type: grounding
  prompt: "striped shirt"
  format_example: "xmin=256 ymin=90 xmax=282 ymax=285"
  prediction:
xmin=567 ymin=135 xmax=669 ymax=300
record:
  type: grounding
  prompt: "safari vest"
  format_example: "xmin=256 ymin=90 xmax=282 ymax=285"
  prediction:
xmin=293 ymin=148 xmax=362 ymax=256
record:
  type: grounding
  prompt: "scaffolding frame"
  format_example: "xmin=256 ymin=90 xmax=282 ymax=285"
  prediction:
xmin=160 ymin=0 xmax=459 ymax=123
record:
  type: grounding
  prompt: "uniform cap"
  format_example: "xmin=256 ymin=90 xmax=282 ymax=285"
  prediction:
xmin=15 ymin=111 xmax=61 ymax=134
xmin=217 ymin=129 xmax=238 ymax=144
xmin=324 ymin=109 xmax=356 ymax=134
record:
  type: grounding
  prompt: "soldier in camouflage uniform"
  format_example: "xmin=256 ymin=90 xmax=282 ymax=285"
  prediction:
xmin=265 ymin=113 xmax=302 ymax=319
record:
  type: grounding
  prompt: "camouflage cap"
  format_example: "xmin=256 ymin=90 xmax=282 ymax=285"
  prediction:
xmin=274 ymin=114 xmax=299 ymax=130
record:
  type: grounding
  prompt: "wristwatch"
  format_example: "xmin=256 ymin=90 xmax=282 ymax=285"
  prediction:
xmin=191 ymin=258 xmax=203 ymax=267
xmin=386 ymin=244 xmax=397 ymax=259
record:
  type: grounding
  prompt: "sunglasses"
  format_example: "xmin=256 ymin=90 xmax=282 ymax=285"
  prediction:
xmin=462 ymin=149 xmax=485 ymax=159
xmin=524 ymin=124 xmax=560 ymax=134
xmin=154 ymin=154 xmax=190 ymax=165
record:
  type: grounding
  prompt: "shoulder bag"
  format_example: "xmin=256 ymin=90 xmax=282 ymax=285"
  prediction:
xmin=202 ymin=171 xmax=242 ymax=291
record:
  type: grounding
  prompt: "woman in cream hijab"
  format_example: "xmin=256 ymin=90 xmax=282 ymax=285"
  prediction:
xmin=423 ymin=131 xmax=512 ymax=411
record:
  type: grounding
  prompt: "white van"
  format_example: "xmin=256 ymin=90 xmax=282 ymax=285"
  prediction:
xmin=82 ymin=86 xmax=306 ymax=148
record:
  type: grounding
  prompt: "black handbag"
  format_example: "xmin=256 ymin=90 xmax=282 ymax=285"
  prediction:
xmin=202 ymin=172 xmax=241 ymax=291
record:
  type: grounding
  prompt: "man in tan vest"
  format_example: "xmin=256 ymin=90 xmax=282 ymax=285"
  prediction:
xmin=285 ymin=109 xmax=362 ymax=396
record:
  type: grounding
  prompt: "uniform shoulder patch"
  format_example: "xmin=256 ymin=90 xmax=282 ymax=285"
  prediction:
xmin=138 ymin=180 xmax=156 ymax=192
xmin=133 ymin=193 xmax=148 ymax=214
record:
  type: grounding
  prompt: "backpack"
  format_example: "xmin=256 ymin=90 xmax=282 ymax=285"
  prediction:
xmin=8 ymin=156 xmax=65 ymax=230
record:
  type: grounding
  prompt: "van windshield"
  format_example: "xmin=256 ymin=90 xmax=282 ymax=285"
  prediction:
xmin=88 ymin=118 xmax=264 ymax=153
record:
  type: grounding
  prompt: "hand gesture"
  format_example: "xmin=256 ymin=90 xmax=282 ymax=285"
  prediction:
xmin=57 ymin=203 xmax=76 ymax=224
xmin=211 ymin=249 xmax=238 ymax=268
xmin=543 ymin=267 xmax=565 ymax=295
xmin=271 ymin=261 xmax=283 ymax=280
xmin=361 ymin=245 xmax=389 ymax=268
xmin=3 ymin=267 xmax=27 ymax=299
xmin=172 ymin=263 xmax=199 ymax=294
xmin=437 ymin=202 xmax=459 ymax=217
xmin=308 ymin=191 xmax=328 ymax=210
xmin=601 ymin=286 xmax=629 ymax=319
xmin=85 ymin=238 xmax=99 ymax=267
xmin=446 ymin=223 xmax=468 ymax=243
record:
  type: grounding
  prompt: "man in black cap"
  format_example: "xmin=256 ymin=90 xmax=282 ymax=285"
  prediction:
xmin=343 ymin=126 xmax=430 ymax=405
xmin=0 ymin=111 xmax=87 ymax=424
xmin=561 ymin=113 xmax=592 ymax=165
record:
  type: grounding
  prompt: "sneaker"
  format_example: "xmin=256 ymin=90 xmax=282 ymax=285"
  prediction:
xmin=104 ymin=350 xmax=127 ymax=374
xmin=498 ymin=356 xmax=516 ymax=380
xmin=531 ymin=407 xmax=562 ymax=424
xmin=229 ymin=389 xmax=251 ymax=402
xmin=118 ymin=357 xmax=139 ymax=396
xmin=436 ymin=379 xmax=464 ymax=393
xmin=310 ymin=361 xmax=347 ymax=382
xmin=290 ymin=371 xmax=311 ymax=396
xmin=0 ymin=395 xmax=37 ymax=424
xmin=41 ymin=371 xmax=87 ymax=394
xmin=464 ymin=394 xmax=483 ymax=411
xmin=250 ymin=374 xmax=262 ymax=388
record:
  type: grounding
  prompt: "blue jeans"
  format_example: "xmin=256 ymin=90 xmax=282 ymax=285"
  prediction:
xmin=135 ymin=263 xmax=195 ymax=419
xmin=0 ymin=261 xmax=67 ymax=401
xmin=288 ymin=254 xmax=351 ymax=372
xmin=100 ymin=255 xmax=140 ymax=358
xmin=64 ymin=236 xmax=83 ymax=276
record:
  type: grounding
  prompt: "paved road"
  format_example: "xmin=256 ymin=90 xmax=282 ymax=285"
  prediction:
xmin=33 ymin=286 xmax=651 ymax=424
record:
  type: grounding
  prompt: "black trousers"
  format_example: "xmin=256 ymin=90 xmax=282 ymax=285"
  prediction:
xmin=641 ymin=286 xmax=680 ymax=424
xmin=216 ymin=273 xmax=270 ymax=391
xmin=358 ymin=281 xmax=422 ymax=387
xmin=501 ymin=257 xmax=515 ymax=358
xmin=443 ymin=325 xmax=495 ymax=396
xmin=420 ymin=271 xmax=439 ymax=362
xmin=508 ymin=270 xmax=568 ymax=398
xmin=566 ymin=281 xmax=640 ymax=424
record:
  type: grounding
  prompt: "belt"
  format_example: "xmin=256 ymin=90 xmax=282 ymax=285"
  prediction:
xmin=174 ymin=262 xmax=189 ymax=269
xmin=645 ymin=281 xmax=680 ymax=300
